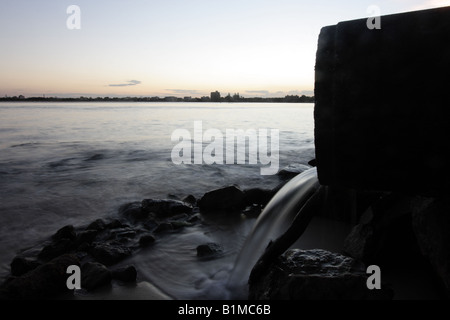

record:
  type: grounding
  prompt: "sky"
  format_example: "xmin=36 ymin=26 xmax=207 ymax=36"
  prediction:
xmin=0 ymin=0 xmax=449 ymax=98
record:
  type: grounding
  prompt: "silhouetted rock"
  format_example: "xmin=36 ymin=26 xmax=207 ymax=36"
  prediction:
xmin=154 ymin=222 xmax=173 ymax=233
xmin=52 ymin=225 xmax=76 ymax=241
xmin=243 ymin=188 xmax=273 ymax=206
xmin=74 ymin=230 xmax=99 ymax=249
xmin=87 ymin=219 xmax=106 ymax=231
xmin=412 ymin=196 xmax=450 ymax=296
xmin=0 ymin=254 xmax=80 ymax=299
xmin=81 ymin=262 xmax=111 ymax=291
xmin=139 ymin=234 xmax=156 ymax=247
xmin=198 ymin=186 xmax=245 ymax=211
xmin=90 ymin=243 xmax=132 ymax=266
xmin=248 ymin=249 xmax=393 ymax=300
xmin=182 ymin=195 xmax=197 ymax=206
xmin=120 ymin=202 xmax=148 ymax=222
xmin=141 ymin=199 xmax=193 ymax=218
xmin=38 ymin=238 xmax=73 ymax=261
xmin=10 ymin=256 xmax=41 ymax=277
xmin=196 ymin=243 xmax=223 ymax=258
xmin=277 ymin=164 xmax=311 ymax=179
xmin=112 ymin=265 xmax=137 ymax=283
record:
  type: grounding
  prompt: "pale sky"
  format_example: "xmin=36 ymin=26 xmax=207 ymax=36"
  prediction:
xmin=0 ymin=0 xmax=449 ymax=98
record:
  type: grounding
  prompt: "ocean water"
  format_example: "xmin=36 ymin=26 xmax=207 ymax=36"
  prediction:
xmin=0 ymin=101 xmax=316 ymax=298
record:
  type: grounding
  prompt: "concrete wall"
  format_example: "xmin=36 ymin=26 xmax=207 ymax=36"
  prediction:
xmin=314 ymin=6 xmax=450 ymax=195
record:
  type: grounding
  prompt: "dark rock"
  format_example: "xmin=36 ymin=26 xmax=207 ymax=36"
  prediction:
xmin=182 ymin=195 xmax=197 ymax=206
xmin=242 ymin=205 xmax=262 ymax=218
xmin=81 ymin=262 xmax=111 ymax=291
xmin=74 ymin=229 xmax=99 ymax=249
xmin=120 ymin=202 xmax=148 ymax=222
xmin=154 ymin=222 xmax=173 ymax=233
xmin=143 ymin=218 xmax=159 ymax=231
xmin=112 ymin=265 xmax=137 ymax=282
xmin=38 ymin=238 xmax=73 ymax=261
xmin=0 ymin=254 xmax=80 ymax=299
xmin=343 ymin=194 xmax=421 ymax=265
xmin=139 ymin=234 xmax=156 ymax=247
xmin=412 ymin=196 xmax=450 ymax=296
xmin=109 ymin=228 xmax=137 ymax=240
xmin=198 ymin=186 xmax=246 ymax=211
xmin=308 ymin=159 xmax=317 ymax=167
xmin=106 ymin=219 xmax=124 ymax=229
xmin=87 ymin=219 xmax=106 ymax=231
xmin=141 ymin=199 xmax=193 ymax=218
xmin=10 ymin=256 xmax=41 ymax=277
xmin=243 ymin=188 xmax=273 ymax=206
xmin=170 ymin=221 xmax=192 ymax=230
xmin=248 ymin=249 xmax=393 ymax=300
xmin=277 ymin=163 xmax=311 ymax=179
xmin=52 ymin=225 xmax=76 ymax=241
xmin=196 ymin=243 xmax=223 ymax=258
xmin=90 ymin=243 xmax=132 ymax=266
xmin=187 ymin=214 xmax=201 ymax=223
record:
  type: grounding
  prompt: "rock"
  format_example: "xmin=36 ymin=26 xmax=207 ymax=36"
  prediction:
xmin=10 ymin=256 xmax=41 ymax=277
xmin=90 ymin=243 xmax=132 ymax=266
xmin=154 ymin=222 xmax=173 ymax=233
xmin=308 ymin=159 xmax=317 ymax=167
xmin=196 ymin=243 xmax=223 ymax=258
xmin=198 ymin=186 xmax=246 ymax=211
xmin=248 ymin=249 xmax=393 ymax=300
xmin=81 ymin=262 xmax=112 ymax=291
xmin=87 ymin=219 xmax=106 ymax=231
xmin=141 ymin=199 xmax=193 ymax=218
xmin=0 ymin=254 xmax=80 ymax=299
xmin=112 ymin=265 xmax=137 ymax=282
xmin=182 ymin=195 xmax=197 ymax=206
xmin=139 ymin=234 xmax=156 ymax=247
xmin=74 ymin=230 xmax=99 ymax=249
xmin=343 ymin=194 xmax=421 ymax=265
xmin=52 ymin=225 xmax=76 ymax=241
xmin=106 ymin=219 xmax=124 ymax=229
xmin=412 ymin=196 xmax=450 ymax=296
xmin=119 ymin=202 xmax=148 ymax=222
xmin=277 ymin=164 xmax=311 ymax=179
xmin=243 ymin=188 xmax=273 ymax=206
xmin=38 ymin=238 xmax=73 ymax=261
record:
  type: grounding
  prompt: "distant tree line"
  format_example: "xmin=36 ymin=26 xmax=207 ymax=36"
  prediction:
xmin=0 ymin=94 xmax=314 ymax=103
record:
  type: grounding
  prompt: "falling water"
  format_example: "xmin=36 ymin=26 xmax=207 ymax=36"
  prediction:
xmin=227 ymin=168 xmax=320 ymax=298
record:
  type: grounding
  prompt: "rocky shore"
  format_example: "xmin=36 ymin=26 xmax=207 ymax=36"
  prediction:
xmin=1 ymin=164 xmax=449 ymax=300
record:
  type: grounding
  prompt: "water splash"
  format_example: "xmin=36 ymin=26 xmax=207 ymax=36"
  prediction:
xmin=226 ymin=167 xmax=320 ymax=298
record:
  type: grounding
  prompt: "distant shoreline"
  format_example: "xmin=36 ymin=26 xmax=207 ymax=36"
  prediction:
xmin=0 ymin=95 xmax=314 ymax=104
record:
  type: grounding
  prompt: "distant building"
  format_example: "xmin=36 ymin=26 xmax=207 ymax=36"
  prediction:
xmin=210 ymin=91 xmax=221 ymax=102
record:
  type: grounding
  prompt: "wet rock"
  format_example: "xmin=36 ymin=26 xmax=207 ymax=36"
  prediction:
xmin=139 ymin=234 xmax=156 ymax=247
xmin=243 ymin=188 xmax=273 ymax=206
xmin=170 ymin=221 xmax=192 ymax=230
xmin=87 ymin=219 xmax=106 ymax=231
xmin=154 ymin=222 xmax=173 ymax=233
xmin=38 ymin=238 xmax=73 ymax=261
xmin=81 ymin=262 xmax=112 ymax=291
xmin=0 ymin=254 xmax=80 ymax=299
xmin=343 ymin=194 xmax=421 ymax=265
xmin=141 ymin=199 xmax=193 ymax=218
xmin=277 ymin=163 xmax=311 ymax=179
xmin=196 ymin=243 xmax=223 ymax=258
xmin=198 ymin=186 xmax=246 ymax=211
xmin=52 ymin=225 xmax=76 ymax=241
xmin=182 ymin=195 xmax=197 ymax=206
xmin=412 ymin=196 xmax=450 ymax=296
xmin=74 ymin=230 xmax=99 ymax=249
xmin=248 ymin=249 xmax=393 ymax=300
xmin=10 ymin=256 xmax=41 ymax=277
xmin=90 ymin=243 xmax=132 ymax=266
xmin=242 ymin=205 xmax=262 ymax=218
xmin=106 ymin=219 xmax=124 ymax=229
xmin=112 ymin=265 xmax=137 ymax=283
xmin=120 ymin=202 xmax=148 ymax=222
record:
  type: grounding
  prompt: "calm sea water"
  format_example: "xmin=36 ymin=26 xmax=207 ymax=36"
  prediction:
xmin=0 ymin=102 xmax=315 ymax=298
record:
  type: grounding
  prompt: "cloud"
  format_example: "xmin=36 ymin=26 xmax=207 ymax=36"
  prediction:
xmin=108 ymin=80 xmax=141 ymax=87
